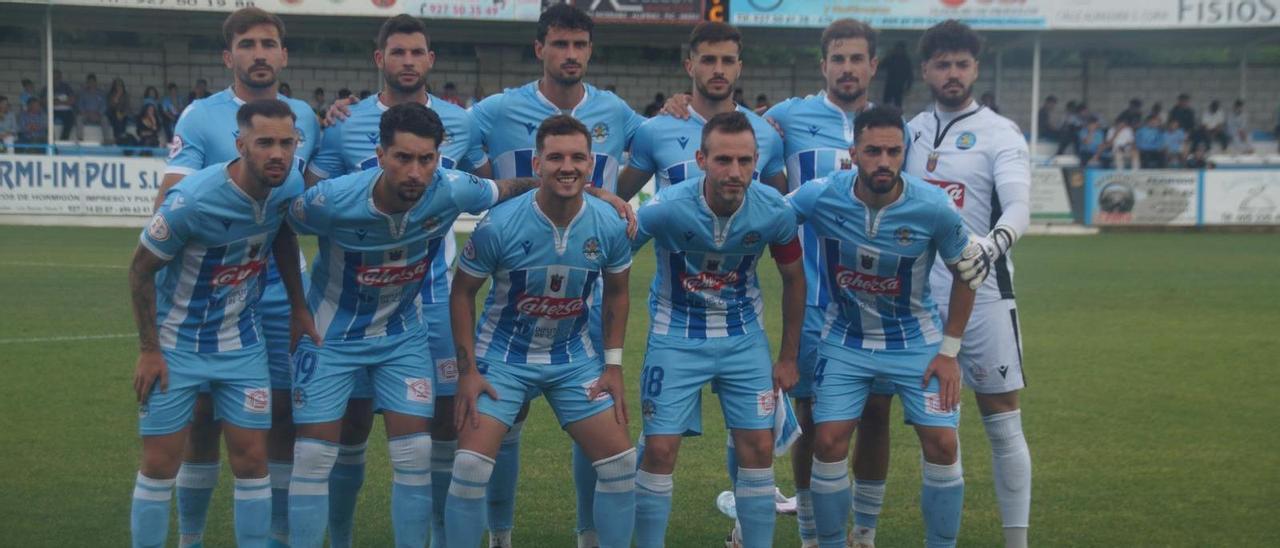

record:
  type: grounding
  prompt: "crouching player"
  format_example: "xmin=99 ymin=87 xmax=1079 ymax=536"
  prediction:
xmin=630 ymin=111 xmax=805 ymax=548
xmin=283 ymin=103 xmax=545 ymax=548
xmin=128 ymin=99 xmax=314 ymax=548
xmin=446 ymin=115 xmax=637 ymax=548
xmin=785 ymin=105 xmax=989 ymax=548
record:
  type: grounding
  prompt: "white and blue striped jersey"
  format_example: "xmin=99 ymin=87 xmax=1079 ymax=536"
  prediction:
xmin=141 ymin=161 xmax=304 ymax=352
xmin=786 ymin=171 xmax=970 ymax=350
xmin=458 ymin=192 xmax=632 ymax=365
xmin=305 ymin=94 xmax=487 ymax=305
xmin=627 ymin=106 xmax=785 ymax=189
xmin=288 ymin=167 xmax=498 ymax=342
xmin=166 ymin=87 xmax=320 ymax=178
xmin=470 ymin=81 xmax=645 ymax=193
xmin=633 ymin=177 xmax=797 ymax=338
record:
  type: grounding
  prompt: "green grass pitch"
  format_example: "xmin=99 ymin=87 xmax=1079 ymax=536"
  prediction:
xmin=0 ymin=226 xmax=1277 ymax=546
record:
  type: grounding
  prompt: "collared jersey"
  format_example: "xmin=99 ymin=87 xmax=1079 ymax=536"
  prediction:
xmin=627 ymin=106 xmax=785 ymax=189
xmin=306 ymin=93 xmax=486 ymax=304
xmin=141 ymin=161 xmax=303 ymax=353
xmin=288 ymin=167 xmax=498 ymax=343
xmin=470 ymin=81 xmax=645 ymax=193
xmin=786 ymin=170 xmax=970 ymax=350
xmin=166 ymin=87 xmax=320 ymax=178
xmin=458 ymin=192 xmax=632 ymax=365
xmin=905 ymin=102 xmax=1030 ymax=305
xmin=634 ymin=177 xmax=797 ymax=338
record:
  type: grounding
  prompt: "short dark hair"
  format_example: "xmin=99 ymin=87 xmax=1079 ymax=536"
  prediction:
xmin=379 ymin=102 xmax=444 ymax=149
xmin=1177 ymin=93 xmax=1190 ymax=101
xmin=1046 ymin=95 xmax=1057 ymax=103
xmin=853 ymin=105 xmax=905 ymax=140
xmin=918 ymin=19 xmax=982 ymax=60
xmin=538 ymin=3 xmax=593 ymax=43
xmin=535 ymin=114 xmax=590 ymax=152
xmin=821 ymin=18 xmax=878 ymax=59
xmin=377 ymin=14 xmax=429 ymax=51
xmin=688 ymin=21 xmax=741 ymax=57
xmin=196 ymin=78 xmax=208 ymax=86
xmin=222 ymin=7 xmax=286 ymax=49
xmin=86 ymin=73 xmax=97 ymax=81
xmin=700 ymin=111 xmax=756 ymax=153
xmin=236 ymin=99 xmax=296 ymax=130
xmin=21 ymin=79 xmax=33 ymax=86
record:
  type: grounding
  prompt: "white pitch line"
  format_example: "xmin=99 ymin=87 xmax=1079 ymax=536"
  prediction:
xmin=0 ymin=261 xmax=128 ymax=270
xmin=0 ymin=333 xmax=134 ymax=345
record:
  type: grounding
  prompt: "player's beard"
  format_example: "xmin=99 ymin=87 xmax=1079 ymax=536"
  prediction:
xmin=384 ymin=71 xmax=427 ymax=95
xmin=932 ymin=79 xmax=972 ymax=110
xmin=395 ymin=179 xmax=426 ymax=203
xmin=238 ymin=64 xmax=279 ymax=90
xmin=861 ymin=169 xmax=899 ymax=194
xmin=828 ymin=77 xmax=865 ymax=104
xmin=249 ymin=158 xmax=290 ymax=188
xmin=695 ymin=77 xmax=734 ymax=102
xmin=550 ymin=62 xmax=585 ymax=87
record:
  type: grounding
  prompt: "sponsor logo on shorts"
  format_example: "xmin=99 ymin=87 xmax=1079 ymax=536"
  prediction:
xmin=213 ymin=260 xmax=268 ymax=287
xmin=406 ymin=378 xmax=432 ymax=403
xmin=244 ymin=388 xmax=270 ymax=414
xmin=923 ymin=392 xmax=958 ymax=416
xmin=679 ymin=271 xmax=740 ymax=293
xmin=835 ymin=266 xmax=901 ymax=296
xmin=147 ymin=214 xmax=170 ymax=242
xmin=582 ymin=378 xmax=613 ymax=402
xmin=516 ymin=294 xmax=586 ymax=320
xmin=436 ymin=358 xmax=458 ymax=383
xmin=925 ymin=178 xmax=966 ymax=208
xmin=356 ymin=258 xmax=429 ymax=287
xmin=756 ymin=389 xmax=776 ymax=417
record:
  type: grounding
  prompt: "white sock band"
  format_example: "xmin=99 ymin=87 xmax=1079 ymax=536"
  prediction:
xmin=388 ymin=434 xmax=432 ymax=486
xmin=810 ymin=458 xmax=849 ymax=494
xmin=336 ymin=442 xmax=367 ymax=465
xmin=635 ymin=469 xmax=674 ymax=496
xmin=449 ymin=450 xmax=495 ymax=499
xmin=593 ymin=448 xmax=638 ymax=493
xmin=234 ymin=476 xmax=272 ymax=500
xmin=291 ymin=439 xmax=339 ymax=496
xmin=134 ymin=472 xmax=175 ymax=501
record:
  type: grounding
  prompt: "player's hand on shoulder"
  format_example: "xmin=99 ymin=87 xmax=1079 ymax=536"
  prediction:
xmin=955 ymin=234 xmax=994 ymax=290
xmin=133 ymin=351 xmax=168 ymax=404
xmin=322 ymin=97 xmax=358 ymax=127
xmin=455 ymin=369 xmax=499 ymax=431
xmin=661 ymin=94 xmax=693 ymax=120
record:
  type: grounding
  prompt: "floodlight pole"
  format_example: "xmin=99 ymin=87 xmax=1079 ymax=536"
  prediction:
xmin=45 ymin=4 xmax=54 ymax=156
xmin=1029 ymin=33 xmax=1041 ymax=163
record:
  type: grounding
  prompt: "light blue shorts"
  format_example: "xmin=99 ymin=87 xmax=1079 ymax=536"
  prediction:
xmin=812 ymin=341 xmax=960 ymax=429
xmin=290 ymin=329 xmax=434 ymax=424
xmin=477 ymin=357 xmax=616 ymax=429
xmin=422 ymin=300 xmax=458 ymax=398
xmin=139 ymin=345 xmax=271 ymax=436
xmin=640 ymin=332 xmax=775 ymax=435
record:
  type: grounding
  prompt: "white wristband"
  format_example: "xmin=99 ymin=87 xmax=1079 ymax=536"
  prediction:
xmin=939 ymin=335 xmax=962 ymax=358
xmin=604 ymin=348 xmax=623 ymax=366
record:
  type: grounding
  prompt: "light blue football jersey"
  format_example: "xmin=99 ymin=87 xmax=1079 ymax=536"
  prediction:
xmin=305 ymin=93 xmax=487 ymax=305
xmin=470 ymin=81 xmax=645 ymax=193
xmin=786 ymin=170 xmax=970 ymax=350
xmin=141 ymin=161 xmax=304 ymax=353
xmin=627 ymin=106 xmax=785 ymax=189
xmin=458 ymin=191 xmax=632 ymax=365
xmin=633 ymin=176 xmax=797 ymax=338
xmin=166 ymin=87 xmax=320 ymax=178
xmin=287 ymin=167 xmax=498 ymax=342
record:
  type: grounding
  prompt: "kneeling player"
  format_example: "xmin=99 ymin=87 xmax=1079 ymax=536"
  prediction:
xmin=283 ymin=103 xmax=544 ymax=548
xmin=785 ymin=105 xmax=988 ymax=548
xmin=447 ymin=115 xmax=636 ymax=548
xmin=630 ymin=112 xmax=805 ymax=548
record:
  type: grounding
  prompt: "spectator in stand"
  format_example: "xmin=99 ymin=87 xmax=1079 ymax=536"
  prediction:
xmin=1078 ymin=116 xmax=1106 ymax=167
xmin=0 ymin=96 xmax=16 ymax=151
xmin=141 ymin=86 xmax=161 ymax=108
xmin=41 ymin=69 xmax=75 ymax=140
xmin=1224 ymin=99 xmax=1253 ymax=153
xmin=1135 ymin=115 xmax=1166 ymax=168
xmin=74 ymin=73 xmax=110 ymax=144
xmin=1185 ymin=143 xmax=1214 ymax=169
xmin=1058 ymin=100 xmax=1084 ymax=155
xmin=880 ymin=41 xmax=913 ymax=107
xmin=468 ymin=84 xmax=486 ymax=108
xmin=1120 ymin=97 xmax=1143 ymax=126
xmin=358 ymin=89 xmax=372 ymax=100
xmin=187 ymin=78 xmax=211 ymax=103
xmin=754 ymin=93 xmax=770 ymax=115
xmin=643 ymin=92 xmax=665 ymax=117
xmin=19 ymin=79 xmax=36 ymax=108
xmin=105 ymin=78 xmax=131 ymax=145
xmin=733 ymin=88 xmax=747 ymax=108
xmin=1147 ymin=102 xmax=1163 ymax=124
xmin=1169 ymin=93 xmax=1196 ymax=141
xmin=1106 ymin=115 xmax=1139 ymax=170
xmin=336 ymin=88 xmax=352 ymax=101
xmin=18 ymin=97 xmax=48 ymax=149
xmin=1038 ymin=95 xmax=1060 ymax=142
xmin=980 ymin=90 xmax=999 ymax=114
xmin=161 ymin=83 xmax=182 ymax=140
xmin=1200 ymin=99 xmax=1228 ymax=151
xmin=135 ymin=102 xmax=162 ymax=154
xmin=1163 ymin=118 xmax=1188 ymax=168
xmin=279 ymin=82 xmax=292 ymax=98
xmin=310 ymin=87 xmax=326 ymax=118
xmin=441 ymin=82 xmax=466 ymax=107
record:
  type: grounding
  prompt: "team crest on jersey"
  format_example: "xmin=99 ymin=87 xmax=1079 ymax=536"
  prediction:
xmin=147 ymin=214 xmax=171 ymax=242
xmin=860 ymin=254 xmax=875 ymax=270
xmin=955 ymin=131 xmax=977 ymax=150
xmin=642 ymin=399 xmax=656 ymax=419
xmin=292 ymin=388 xmax=307 ymax=409
xmin=742 ymin=231 xmax=762 ymax=246
xmin=895 ymin=227 xmax=913 ymax=246
xmin=582 ymin=237 xmax=602 ymax=261
xmin=591 ymin=123 xmax=609 ymax=144
xmin=550 ymin=274 xmax=564 ymax=292
xmin=389 ymin=248 xmax=405 ymax=261
xmin=462 ymin=239 xmax=477 ymax=260
xmin=167 ymin=135 xmax=183 ymax=160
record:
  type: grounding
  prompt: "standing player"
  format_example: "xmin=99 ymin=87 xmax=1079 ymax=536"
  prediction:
xmin=615 ymin=21 xmax=785 ymax=199
xmin=154 ymin=8 xmax=321 ymax=548
xmin=303 ymin=15 xmax=488 ymax=546
xmin=446 ymin=115 xmax=637 ymax=548
xmin=853 ymin=20 xmax=1032 ymax=548
xmin=467 ymin=5 xmax=644 ymax=545
xmin=128 ymin=99 xmax=315 ymax=548
xmin=786 ymin=105 xmax=987 ymax=548
xmin=284 ymin=103 xmax=543 ymax=548
xmin=630 ymin=111 xmax=805 ymax=548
